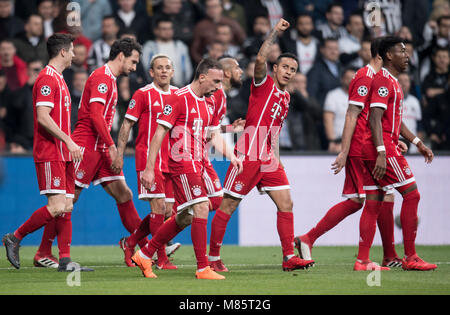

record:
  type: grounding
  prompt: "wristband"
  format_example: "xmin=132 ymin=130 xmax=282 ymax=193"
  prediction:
xmin=412 ymin=137 xmax=421 ymax=146
xmin=376 ymin=145 xmax=386 ymax=152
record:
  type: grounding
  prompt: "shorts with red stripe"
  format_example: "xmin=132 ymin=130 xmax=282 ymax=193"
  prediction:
xmin=223 ymin=158 xmax=290 ymax=199
xmin=137 ymin=170 xmax=174 ymax=202
xmin=35 ymin=161 xmax=75 ymax=198
xmin=202 ymin=162 xmax=223 ymax=198
xmin=171 ymin=172 xmax=209 ymax=213
xmin=74 ymin=148 xmax=124 ymax=188
xmin=363 ymin=155 xmax=416 ymax=192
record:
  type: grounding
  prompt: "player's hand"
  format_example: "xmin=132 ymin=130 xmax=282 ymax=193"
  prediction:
xmin=331 ymin=151 xmax=347 ymax=175
xmin=372 ymin=152 xmax=386 ymax=180
xmin=398 ymin=140 xmax=408 ymax=153
xmin=141 ymin=168 xmax=155 ymax=190
xmin=417 ymin=142 xmax=434 ymax=164
xmin=231 ymin=118 xmax=246 ymax=133
xmin=108 ymin=145 xmax=118 ymax=163
xmin=275 ymin=18 xmax=290 ymax=33
xmin=111 ymin=155 xmax=124 ymax=174
xmin=231 ymin=155 xmax=243 ymax=175
xmin=67 ymin=139 xmax=83 ymax=163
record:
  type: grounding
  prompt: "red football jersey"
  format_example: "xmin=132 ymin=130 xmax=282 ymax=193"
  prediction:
xmin=33 ymin=65 xmax=72 ymax=162
xmin=125 ymin=83 xmax=178 ymax=172
xmin=364 ymin=67 xmax=405 ymax=159
xmin=235 ymin=75 xmax=290 ymax=161
xmin=204 ymin=88 xmax=227 ymax=167
xmin=156 ymin=85 xmax=219 ymax=174
xmin=348 ymin=64 xmax=376 ymax=157
xmin=72 ymin=64 xmax=118 ymax=152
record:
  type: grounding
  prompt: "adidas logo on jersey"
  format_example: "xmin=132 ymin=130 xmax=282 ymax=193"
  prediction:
xmin=191 ymin=108 xmax=197 ymax=114
xmin=153 ymin=101 xmax=160 ymax=107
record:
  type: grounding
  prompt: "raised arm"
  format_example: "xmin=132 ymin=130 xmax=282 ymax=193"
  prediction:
xmin=254 ymin=18 xmax=290 ymax=84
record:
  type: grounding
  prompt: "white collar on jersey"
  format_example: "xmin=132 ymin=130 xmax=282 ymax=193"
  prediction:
xmin=381 ymin=67 xmax=398 ymax=81
xmin=46 ymin=65 xmax=63 ymax=78
xmin=187 ymin=84 xmax=205 ymax=101
xmin=104 ymin=64 xmax=117 ymax=81
xmin=366 ymin=64 xmax=376 ymax=74
xmin=150 ymin=82 xmax=172 ymax=95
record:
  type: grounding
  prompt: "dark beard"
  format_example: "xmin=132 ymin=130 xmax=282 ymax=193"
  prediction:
xmin=230 ymin=76 xmax=242 ymax=89
xmin=297 ymin=31 xmax=311 ymax=39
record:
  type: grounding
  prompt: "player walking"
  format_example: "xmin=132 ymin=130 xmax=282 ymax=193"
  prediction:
xmin=112 ymin=54 xmax=179 ymax=269
xmin=207 ymin=19 xmax=314 ymax=273
xmin=294 ymin=37 xmax=405 ymax=269
xmin=131 ymin=58 xmax=243 ymax=280
xmin=356 ymin=36 xmax=437 ymax=271
xmin=2 ymin=33 xmax=90 ymax=271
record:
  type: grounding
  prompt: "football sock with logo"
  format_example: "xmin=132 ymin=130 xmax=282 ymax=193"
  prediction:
xmin=55 ymin=212 xmax=72 ymax=259
xmin=400 ymin=189 xmax=420 ymax=257
xmin=377 ymin=201 xmax=398 ymax=258
xmin=357 ymin=200 xmax=382 ymax=261
xmin=191 ymin=217 xmax=209 ymax=270
xmin=37 ymin=217 xmax=57 ymax=256
xmin=14 ymin=206 xmax=54 ymax=240
xmin=209 ymin=209 xmax=231 ymax=257
xmin=277 ymin=211 xmax=295 ymax=257
xmin=141 ymin=216 xmax=183 ymax=259
xmin=306 ymin=199 xmax=363 ymax=245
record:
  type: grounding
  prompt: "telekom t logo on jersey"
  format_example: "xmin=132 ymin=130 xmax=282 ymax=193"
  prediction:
xmin=270 ymin=102 xmax=282 ymax=119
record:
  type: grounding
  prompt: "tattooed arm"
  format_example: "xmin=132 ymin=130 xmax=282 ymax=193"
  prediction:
xmin=111 ymin=117 xmax=136 ymax=174
xmin=254 ymin=18 xmax=290 ymax=85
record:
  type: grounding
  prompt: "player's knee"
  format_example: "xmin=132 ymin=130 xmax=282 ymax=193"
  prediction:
xmin=47 ymin=203 xmax=66 ymax=217
xmin=403 ymin=188 xmax=420 ymax=202
xmin=116 ymin=186 xmax=133 ymax=203
xmin=176 ymin=210 xmax=193 ymax=228
xmin=151 ymin=198 xmax=166 ymax=215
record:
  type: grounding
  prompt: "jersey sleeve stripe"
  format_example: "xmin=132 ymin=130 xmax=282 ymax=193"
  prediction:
xmin=370 ymin=102 xmax=387 ymax=109
xmin=208 ymin=125 xmax=221 ymax=131
xmin=124 ymin=113 xmax=138 ymax=122
xmin=156 ymin=119 xmax=173 ymax=129
xmin=348 ymin=100 xmax=364 ymax=107
xmin=253 ymin=75 xmax=268 ymax=87
xmin=36 ymin=101 xmax=55 ymax=107
xmin=89 ymin=98 xmax=106 ymax=104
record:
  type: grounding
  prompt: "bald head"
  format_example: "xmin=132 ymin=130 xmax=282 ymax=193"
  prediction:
xmin=218 ymin=57 xmax=243 ymax=90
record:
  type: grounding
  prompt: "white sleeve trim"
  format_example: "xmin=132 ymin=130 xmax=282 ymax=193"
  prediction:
xmin=156 ymin=119 xmax=173 ymax=129
xmin=253 ymin=75 xmax=268 ymax=87
xmin=89 ymin=98 xmax=106 ymax=104
xmin=370 ymin=102 xmax=387 ymax=109
xmin=124 ymin=114 xmax=138 ymax=122
xmin=349 ymin=100 xmax=364 ymax=107
xmin=208 ymin=125 xmax=221 ymax=131
xmin=36 ymin=101 xmax=54 ymax=108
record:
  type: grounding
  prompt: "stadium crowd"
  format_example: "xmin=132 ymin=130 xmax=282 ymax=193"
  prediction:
xmin=0 ymin=0 xmax=449 ymax=154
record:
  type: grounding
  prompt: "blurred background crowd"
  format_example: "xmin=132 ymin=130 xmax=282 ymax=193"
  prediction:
xmin=0 ymin=0 xmax=449 ymax=155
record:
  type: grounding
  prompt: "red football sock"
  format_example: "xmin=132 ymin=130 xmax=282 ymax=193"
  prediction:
xmin=400 ymin=189 xmax=420 ymax=257
xmin=127 ymin=214 xmax=150 ymax=248
xmin=141 ymin=216 xmax=183 ymax=259
xmin=357 ymin=200 xmax=382 ymax=261
xmin=14 ymin=206 xmax=54 ymax=240
xmin=307 ymin=199 xmax=363 ymax=245
xmin=377 ymin=201 xmax=398 ymax=258
xmin=117 ymin=200 xmax=148 ymax=248
xmin=277 ymin=211 xmax=295 ymax=257
xmin=209 ymin=209 xmax=231 ymax=257
xmin=191 ymin=217 xmax=208 ymax=270
xmin=150 ymin=213 xmax=168 ymax=262
xmin=56 ymin=212 xmax=72 ymax=259
xmin=37 ymin=217 xmax=57 ymax=256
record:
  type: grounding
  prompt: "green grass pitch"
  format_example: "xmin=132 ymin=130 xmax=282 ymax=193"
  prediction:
xmin=0 ymin=245 xmax=449 ymax=295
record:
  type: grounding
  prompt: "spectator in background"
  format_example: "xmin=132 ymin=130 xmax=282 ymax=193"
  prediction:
xmin=323 ymin=67 xmax=355 ymax=153
xmin=347 ymin=37 xmax=372 ymax=69
xmin=152 ymin=0 xmax=204 ymax=45
xmin=338 ymin=12 xmax=365 ymax=66
xmin=242 ymin=14 xmax=270 ymax=60
xmin=0 ymin=69 xmax=11 ymax=136
xmin=74 ymin=0 xmax=113 ymax=41
xmin=204 ymin=40 xmax=226 ymax=60
xmin=222 ymin=0 xmax=247 ymax=33
xmin=316 ymin=2 xmax=347 ymax=40
xmin=292 ymin=0 xmax=332 ymax=26
xmin=0 ymin=39 xmax=28 ymax=91
xmin=398 ymin=72 xmax=423 ymax=153
xmin=141 ymin=18 xmax=193 ymax=87
xmin=307 ymin=38 xmax=341 ymax=108
xmin=13 ymin=14 xmax=48 ymax=64
xmin=4 ymin=60 xmax=43 ymax=153
xmin=87 ymin=15 xmax=119 ymax=73
xmin=426 ymin=73 xmax=450 ymax=150
xmin=118 ymin=29 xmax=146 ymax=93
xmin=422 ymin=47 xmax=449 ymax=105
xmin=286 ymin=72 xmax=321 ymax=150
xmin=190 ymin=0 xmax=246 ymax=65
xmin=54 ymin=8 xmax=92 ymax=55
xmin=114 ymin=0 xmax=151 ymax=44
xmin=63 ymin=43 xmax=88 ymax=90
xmin=280 ymin=13 xmax=320 ymax=74
xmin=37 ymin=0 xmax=56 ymax=39
xmin=362 ymin=0 xmax=402 ymax=35
xmin=215 ymin=23 xmax=242 ymax=60
xmin=69 ymin=70 xmax=88 ymax=131
xmin=243 ymin=0 xmax=293 ymax=33
xmin=0 ymin=0 xmax=25 ymax=40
